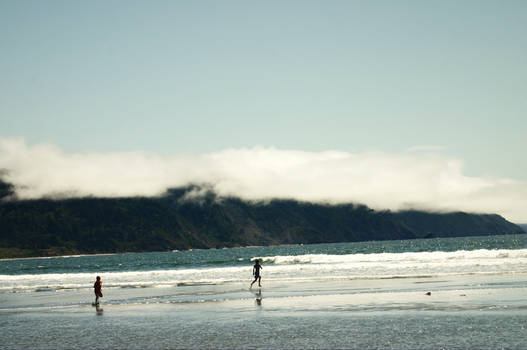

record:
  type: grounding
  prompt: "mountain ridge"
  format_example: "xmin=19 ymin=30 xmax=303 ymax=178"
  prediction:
xmin=0 ymin=181 xmax=524 ymax=258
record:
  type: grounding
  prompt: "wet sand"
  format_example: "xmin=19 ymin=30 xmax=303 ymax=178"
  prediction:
xmin=2 ymin=274 xmax=527 ymax=349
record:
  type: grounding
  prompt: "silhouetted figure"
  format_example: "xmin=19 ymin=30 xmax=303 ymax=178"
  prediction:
xmin=94 ymin=276 xmax=103 ymax=305
xmin=250 ymin=259 xmax=262 ymax=288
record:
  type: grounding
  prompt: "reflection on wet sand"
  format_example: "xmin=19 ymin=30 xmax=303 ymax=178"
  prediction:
xmin=252 ymin=288 xmax=262 ymax=306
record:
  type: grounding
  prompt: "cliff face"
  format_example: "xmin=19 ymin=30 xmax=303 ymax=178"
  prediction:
xmin=0 ymin=183 xmax=524 ymax=258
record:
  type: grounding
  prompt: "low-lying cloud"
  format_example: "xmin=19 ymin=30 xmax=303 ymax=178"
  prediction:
xmin=1 ymin=136 xmax=526 ymax=222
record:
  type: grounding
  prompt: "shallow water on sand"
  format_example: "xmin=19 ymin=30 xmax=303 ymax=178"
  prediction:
xmin=3 ymin=275 xmax=527 ymax=349
xmin=2 ymin=234 xmax=527 ymax=349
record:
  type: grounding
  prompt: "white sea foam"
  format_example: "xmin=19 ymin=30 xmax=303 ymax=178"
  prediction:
xmin=259 ymin=249 xmax=527 ymax=265
xmin=2 ymin=249 xmax=527 ymax=294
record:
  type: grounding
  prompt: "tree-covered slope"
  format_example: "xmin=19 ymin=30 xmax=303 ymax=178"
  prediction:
xmin=0 ymin=182 xmax=524 ymax=258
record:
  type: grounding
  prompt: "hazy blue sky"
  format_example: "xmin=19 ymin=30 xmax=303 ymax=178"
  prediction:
xmin=1 ymin=1 xmax=526 ymax=221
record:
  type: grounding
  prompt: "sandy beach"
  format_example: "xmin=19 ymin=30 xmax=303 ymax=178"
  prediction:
xmin=2 ymin=273 xmax=527 ymax=349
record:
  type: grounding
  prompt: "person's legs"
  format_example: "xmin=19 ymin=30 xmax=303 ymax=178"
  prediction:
xmin=251 ymin=273 xmax=260 ymax=288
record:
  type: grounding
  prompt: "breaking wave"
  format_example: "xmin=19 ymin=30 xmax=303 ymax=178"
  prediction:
xmin=3 ymin=248 xmax=527 ymax=294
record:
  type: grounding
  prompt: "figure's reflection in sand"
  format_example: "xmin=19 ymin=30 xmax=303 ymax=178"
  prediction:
xmin=252 ymin=288 xmax=262 ymax=306
xmin=95 ymin=304 xmax=104 ymax=316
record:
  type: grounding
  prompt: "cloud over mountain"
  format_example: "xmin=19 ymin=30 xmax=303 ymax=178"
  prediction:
xmin=0 ymin=136 xmax=525 ymax=222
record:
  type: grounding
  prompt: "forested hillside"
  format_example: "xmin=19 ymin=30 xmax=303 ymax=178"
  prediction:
xmin=0 ymin=181 xmax=524 ymax=258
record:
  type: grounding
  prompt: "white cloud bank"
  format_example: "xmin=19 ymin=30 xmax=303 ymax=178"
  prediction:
xmin=0 ymin=136 xmax=526 ymax=222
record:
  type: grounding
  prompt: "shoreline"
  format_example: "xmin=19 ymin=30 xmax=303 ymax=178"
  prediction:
xmin=3 ymin=274 xmax=527 ymax=349
xmin=2 ymin=232 xmax=527 ymax=260
xmin=4 ymin=231 xmax=527 ymax=261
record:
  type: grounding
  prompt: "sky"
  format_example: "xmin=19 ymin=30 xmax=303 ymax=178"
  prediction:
xmin=1 ymin=1 xmax=526 ymax=222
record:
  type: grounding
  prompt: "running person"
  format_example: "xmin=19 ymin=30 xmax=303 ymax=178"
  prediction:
xmin=250 ymin=259 xmax=262 ymax=288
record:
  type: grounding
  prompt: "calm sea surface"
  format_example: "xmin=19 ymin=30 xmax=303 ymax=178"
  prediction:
xmin=2 ymin=234 xmax=527 ymax=349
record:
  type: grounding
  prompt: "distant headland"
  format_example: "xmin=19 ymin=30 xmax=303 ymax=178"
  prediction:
xmin=0 ymin=180 xmax=524 ymax=258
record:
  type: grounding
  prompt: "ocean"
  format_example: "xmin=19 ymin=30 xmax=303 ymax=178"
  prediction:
xmin=2 ymin=234 xmax=527 ymax=349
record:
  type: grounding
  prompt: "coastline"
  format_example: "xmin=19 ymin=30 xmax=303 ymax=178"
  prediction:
xmin=3 ymin=232 xmax=527 ymax=261
xmin=3 ymin=237 xmax=527 ymax=348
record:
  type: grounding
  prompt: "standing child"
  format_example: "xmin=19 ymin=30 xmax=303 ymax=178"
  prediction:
xmin=94 ymin=276 xmax=103 ymax=305
xmin=250 ymin=259 xmax=262 ymax=288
